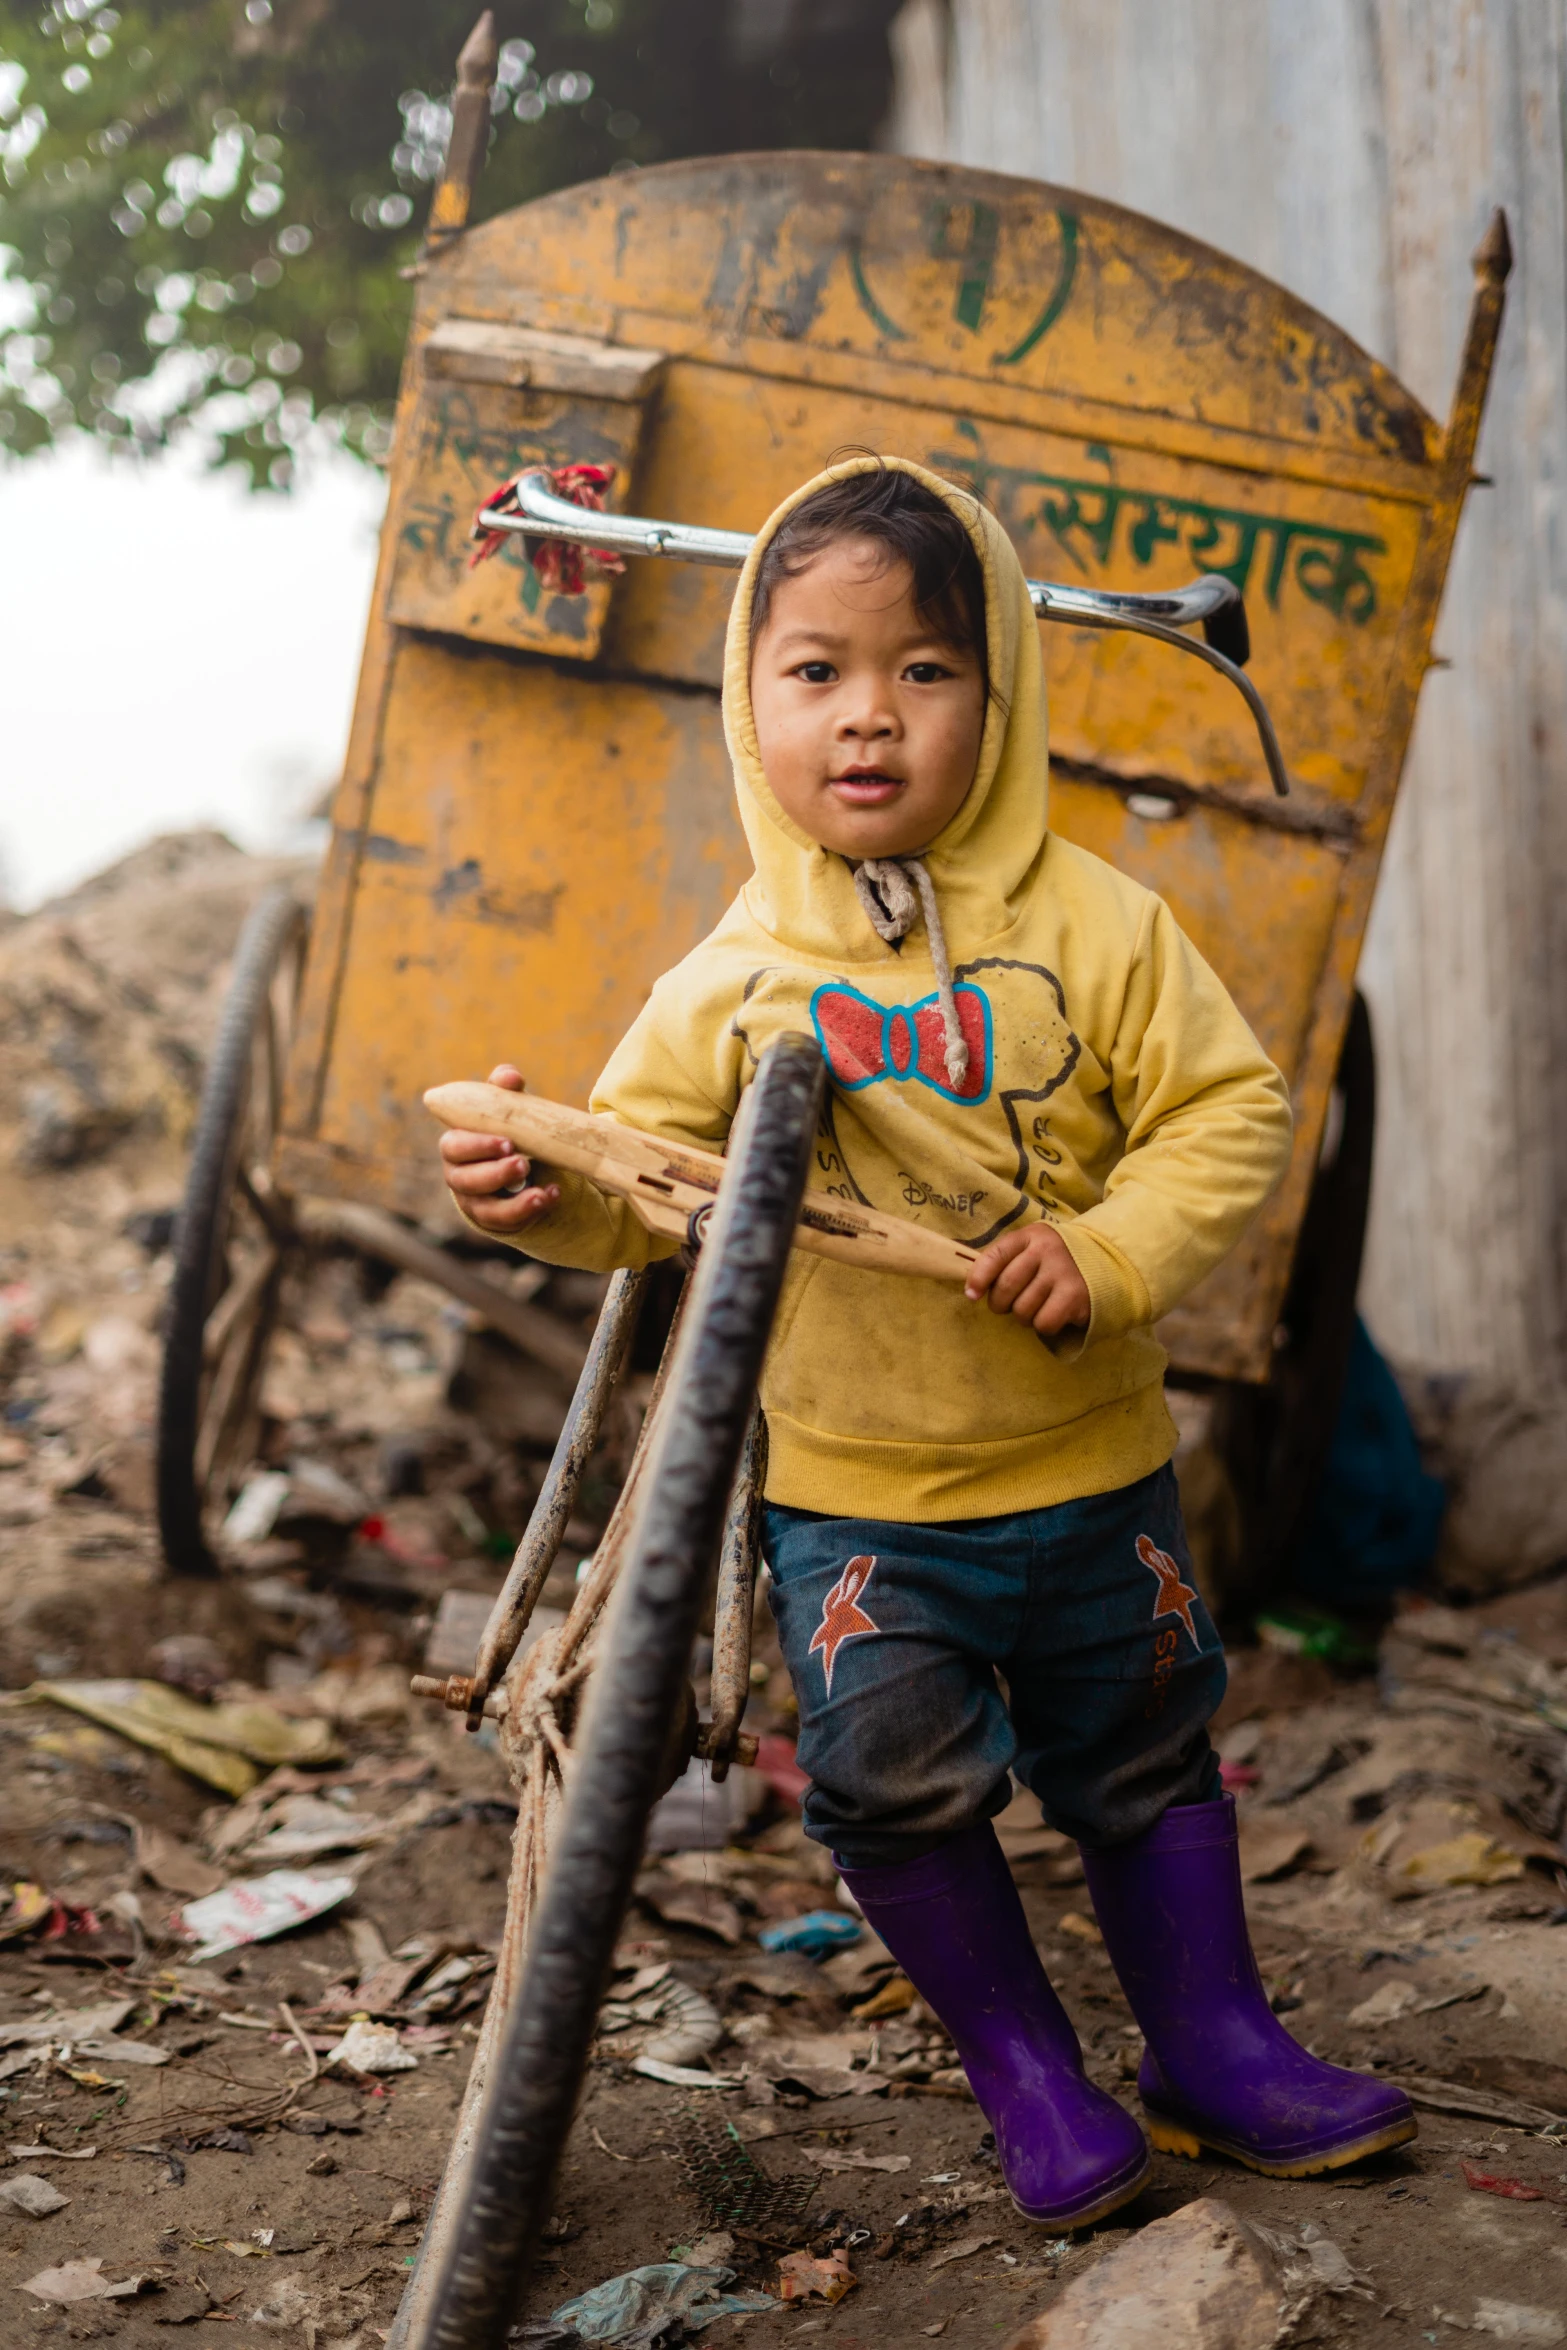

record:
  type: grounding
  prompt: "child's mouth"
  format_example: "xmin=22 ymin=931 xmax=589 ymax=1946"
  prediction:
xmin=831 ymin=769 xmax=904 ymax=806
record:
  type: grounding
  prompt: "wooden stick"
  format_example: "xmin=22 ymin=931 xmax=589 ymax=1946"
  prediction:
xmin=423 ymin=1081 xmax=979 ymax=1286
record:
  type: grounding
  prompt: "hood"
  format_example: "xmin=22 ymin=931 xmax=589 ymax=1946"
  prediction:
xmin=721 ymin=453 xmax=1050 ymax=965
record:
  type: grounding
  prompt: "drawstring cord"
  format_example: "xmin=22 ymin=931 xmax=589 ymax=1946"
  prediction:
xmin=851 ymin=857 xmax=970 ymax=1089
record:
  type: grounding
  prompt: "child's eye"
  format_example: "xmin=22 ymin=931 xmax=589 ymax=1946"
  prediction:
xmin=793 ymin=661 xmax=837 ymax=684
xmin=904 ymin=661 xmax=954 ymax=684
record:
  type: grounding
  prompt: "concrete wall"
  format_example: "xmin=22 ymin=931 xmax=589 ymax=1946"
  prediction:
xmin=888 ymin=0 xmax=1567 ymax=1400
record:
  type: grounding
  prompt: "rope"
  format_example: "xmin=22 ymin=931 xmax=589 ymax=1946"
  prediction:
xmin=851 ymin=856 xmax=970 ymax=1089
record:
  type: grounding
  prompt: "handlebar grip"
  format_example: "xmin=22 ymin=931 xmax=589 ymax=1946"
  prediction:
xmin=1201 ymin=594 xmax=1251 ymax=669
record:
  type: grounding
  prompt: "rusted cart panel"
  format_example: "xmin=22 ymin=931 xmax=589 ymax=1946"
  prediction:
xmin=276 ymin=152 xmax=1505 ymax=1384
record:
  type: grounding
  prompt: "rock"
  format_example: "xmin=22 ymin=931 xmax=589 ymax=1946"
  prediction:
xmin=1002 ymin=2197 xmax=1296 ymax=2349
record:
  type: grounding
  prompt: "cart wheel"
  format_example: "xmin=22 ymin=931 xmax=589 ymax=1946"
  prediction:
xmin=1213 ymin=990 xmax=1376 ymax=1606
xmin=156 ymin=886 xmax=309 ymax=1578
xmin=421 ymin=1032 xmax=826 ymax=2350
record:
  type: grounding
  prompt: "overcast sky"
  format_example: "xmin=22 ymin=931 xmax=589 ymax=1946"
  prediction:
xmin=1 ymin=434 xmax=385 ymax=909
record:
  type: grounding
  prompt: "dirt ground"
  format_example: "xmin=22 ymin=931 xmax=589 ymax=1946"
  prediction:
xmin=3 ymin=840 xmax=1567 ymax=2349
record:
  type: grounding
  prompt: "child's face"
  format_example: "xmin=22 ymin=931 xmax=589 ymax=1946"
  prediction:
xmin=749 ymin=537 xmax=986 ymax=859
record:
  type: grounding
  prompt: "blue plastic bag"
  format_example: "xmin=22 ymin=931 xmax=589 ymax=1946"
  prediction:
xmin=518 ymin=2262 xmax=776 ymax=2347
xmin=756 ymin=1910 xmax=863 ymax=1960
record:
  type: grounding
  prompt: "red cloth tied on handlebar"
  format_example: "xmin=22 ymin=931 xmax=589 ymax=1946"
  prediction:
xmin=468 ymin=462 xmax=626 ymax=594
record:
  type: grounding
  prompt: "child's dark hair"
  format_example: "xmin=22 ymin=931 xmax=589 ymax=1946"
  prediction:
xmin=751 ymin=462 xmax=989 ymax=681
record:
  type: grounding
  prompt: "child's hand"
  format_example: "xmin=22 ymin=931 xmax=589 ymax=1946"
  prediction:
xmin=438 ymin=1064 xmax=561 ymax=1236
xmin=965 ymin=1222 xmax=1090 ymax=1341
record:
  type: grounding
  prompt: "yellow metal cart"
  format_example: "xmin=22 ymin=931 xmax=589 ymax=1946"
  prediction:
xmin=155 ymin=85 xmax=1505 ymax=1589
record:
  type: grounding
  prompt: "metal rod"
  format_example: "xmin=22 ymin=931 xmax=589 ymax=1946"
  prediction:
xmin=485 ymin=470 xmax=1289 ymax=797
xmin=462 ymin=1266 xmax=648 ymax=1727
xmin=705 ymin=1407 xmax=767 ymax=1782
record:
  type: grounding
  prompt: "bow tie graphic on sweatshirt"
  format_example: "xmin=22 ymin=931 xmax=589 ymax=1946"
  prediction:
xmin=810 ymin=979 xmax=993 ymax=1104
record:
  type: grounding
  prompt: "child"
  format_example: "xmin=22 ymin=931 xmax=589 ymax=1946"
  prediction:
xmin=441 ymin=457 xmax=1415 ymax=2226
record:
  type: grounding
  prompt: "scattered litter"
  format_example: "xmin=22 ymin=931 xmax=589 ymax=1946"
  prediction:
xmin=518 ymin=2262 xmax=776 ymax=2344
xmin=327 ymin=2019 xmax=418 ymax=2074
xmin=1348 ymin=1981 xmax=1421 ymax=2028
xmin=248 ymin=2276 xmax=318 ymax=2329
xmin=1247 ymin=2217 xmax=1371 ymax=2300
xmin=757 ymin=1912 xmax=862 ymax=1960
xmin=176 ymin=1868 xmax=356 ymax=1962
xmin=645 ymin=1757 xmax=765 ymax=1854
xmin=283 ymin=1458 xmax=371 ymax=1525
xmin=0 ymin=1999 xmax=132 ymax=2049
xmin=1462 ymin=2161 xmax=1547 ymax=2201
xmin=1393 ymin=1830 xmax=1525 ymax=1890
xmin=135 ymin=1821 xmax=224 ymax=1900
xmin=20 ymin=1679 xmax=340 ymax=1796
xmin=1056 ymin=1911 xmax=1102 ymax=1943
xmin=778 ymin=2249 xmax=857 ymax=2304
xmin=21 ymin=2257 xmax=149 ymax=2304
xmin=1255 ymin=1605 xmax=1373 ymax=1666
xmin=223 ymin=1470 xmax=293 ymax=1546
xmin=1396 ymin=2076 xmax=1566 ymax=2132
xmin=675 ymin=2104 xmax=818 ymax=2242
xmin=672 ymin=2232 xmax=735 ymax=2269
xmin=0 ymin=2173 xmax=70 ymax=2216
xmin=640 ymin=1981 xmax=722 ymax=2068
xmin=631 ymin=2058 xmax=740 ymax=2090
xmin=6 ymin=2144 xmax=97 ymax=2161
xmin=638 ymin=1874 xmax=745 ymax=1945
xmin=147 ymin=1633 xmax=232 ymax=1696
xmin=850 ymin=1973 xmax=916 ymax=2021
xmin=71 ymin=2035 xmax=171 ymax=2067
xmin=929 ymin=2234 xmax=997 ymax=2270
xmin=0 ymin=1880 xmax=106 ymax=1947
xmin=803 ymin=2146 xmax=911 ymax=2174
xmin=1470 ymin=2305 xmax=1566 ymax=2345
xmin=1238 ymin=1822 xmax=1313 ymax=1882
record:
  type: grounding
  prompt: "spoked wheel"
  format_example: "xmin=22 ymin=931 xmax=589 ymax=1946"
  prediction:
xmin=416 ymin=1031 xmax=826 ymax=2350
xmin=156 ymin=885 xmax=309 ymax=1577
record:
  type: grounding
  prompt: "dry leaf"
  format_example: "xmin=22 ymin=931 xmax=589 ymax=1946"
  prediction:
xmin=1239 ymin=1822 xmax=1313 ymax=1883
xmin=135 ymin=1822 xmax=224 ymax=1900
xmin=639 ymin=1877 xmax=744 ymax=1945
xmin=929 ymin=2233 xmax=999 ymax=2270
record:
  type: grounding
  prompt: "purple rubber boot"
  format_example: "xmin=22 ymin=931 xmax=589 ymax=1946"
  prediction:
xmin=838 ymin=1823 xmax=1149 ymax=2228
xmin=1080 ymin=1796 xmax=1416 ymax=2176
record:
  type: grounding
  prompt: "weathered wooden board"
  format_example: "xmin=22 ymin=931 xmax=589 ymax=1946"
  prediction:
xmin=385 ymin=326 xmax=665 ymax=660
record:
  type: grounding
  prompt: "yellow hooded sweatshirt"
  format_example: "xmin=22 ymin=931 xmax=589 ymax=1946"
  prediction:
xmin=500 ymin=457 xmax=1293 ymax=1522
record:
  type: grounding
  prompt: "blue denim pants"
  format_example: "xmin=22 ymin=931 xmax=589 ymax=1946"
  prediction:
xmin=763 ymin=1463 xmax=1226 ymax=1869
